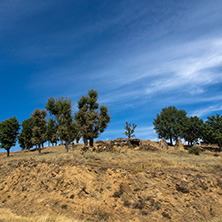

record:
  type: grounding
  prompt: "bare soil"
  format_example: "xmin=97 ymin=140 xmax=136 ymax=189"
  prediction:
xmin=0 ymin=142 xmax=222 ymax=221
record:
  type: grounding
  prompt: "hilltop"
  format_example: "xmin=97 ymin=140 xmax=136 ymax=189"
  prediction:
xmin=0 ymin=142 xmax=222 ymax=222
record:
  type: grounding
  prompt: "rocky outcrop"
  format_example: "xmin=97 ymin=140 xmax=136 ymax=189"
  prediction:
xmin=111 ymin=138 xmax=141 ymax=148
xmin=175 ymin=139 xmax=184 ymax=150
xmin=159 ymin=138 xmax=169 ymax=150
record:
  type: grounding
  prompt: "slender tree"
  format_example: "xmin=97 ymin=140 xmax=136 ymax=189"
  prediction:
xmin=75 ymin=89 xmax=110 ymax=147
xmin=124 ymin=122 xmax=137 ymax=139
xmin=31 ymin=109 xmax=47 ymax=155
xmin=0 ymin=117 xmax=20 ymax=157
xmin=153 ymin=106 xmax=187 ymax=145
xmin=46 ymin=97 xmax=75 ymax=152
xmin=18 ymin=117 xmax=34 ymax=150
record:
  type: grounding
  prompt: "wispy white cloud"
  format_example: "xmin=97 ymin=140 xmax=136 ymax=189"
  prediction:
xmin=190 ymin=104 xmax=222 ymax=117
xmin=2 ymin=0 xmax=222 ymax=130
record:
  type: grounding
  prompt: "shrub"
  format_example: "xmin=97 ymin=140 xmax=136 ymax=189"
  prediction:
xmin=189 ymin=146 xmax=200 ymax=155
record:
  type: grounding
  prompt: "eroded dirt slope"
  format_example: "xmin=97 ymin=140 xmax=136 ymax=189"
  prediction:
xmin=0 ymin=145 xmax=222 ymax=221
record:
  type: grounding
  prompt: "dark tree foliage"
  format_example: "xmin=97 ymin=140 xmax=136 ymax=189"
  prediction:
xmin=124 ymin=122 xmax=137 ymax=139
xmin=45 ymin=119 xmax=58 ymax=146
xmin=46 ymin=97 xmax=75 ymax=152
xmin=202 ymin=114 xmax=222 ymax=151
xmin=18 ymin=117 xmax=34 ymax=150
xmin=153 ymin=106 xmax=187 ymax=145
xmin=75 ymin=89 xmax=110 ymax=147
xmin=31 ymin=109 xmax=47 ymax=155
xmin=183 ymin=116 xmax=203 ymax=146
xmin=0 ymin=117 xmax=20 ymax=157
xmin=75 ymin=123 xmax=81 ymax=144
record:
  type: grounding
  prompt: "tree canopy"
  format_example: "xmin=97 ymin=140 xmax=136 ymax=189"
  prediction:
xmin=153 ymin=106 xmax=187 ymax=145
xmin=45 ymin=118 xmax=58 ymax=146
xmin=0 ymin=117 xmax=20 ymax=157
xmin=183 ymin=116 xmax=203 ymax=146
xmin=31 ymin=109 xmax=47 ymax=155
xmin=202 ymin=114 xmax=222 ymax=151
xmin=46 ymin=97 xmax=75 ymax=152
xmin=18 ymin=117 xmax=34 ymax=150
xmin=75 ymin=89 xmax=110 ymax=147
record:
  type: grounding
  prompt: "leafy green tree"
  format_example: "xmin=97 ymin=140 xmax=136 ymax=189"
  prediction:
xmin=0 ymin=117 xmax=20 ymax=157
xmin=75 ymin=122 xmax=81 ymax=144
xmin=18 ymin=117 xmax=34 ymax=150
xmin=202 ymin=114 xmax=222 ymax=151
xmin=153 ymin=106 xmax=187 ymax=145
xmin=183 ymin=116 xmax=203 ymax=146
xmin=124 ymin=122 xmax=137 ymax=139
xmin=75 ymin=89 xmax=110 ymax=147
xmin=31 ymin=108 xmax=47 ymax=155
xmin=45 ymin=119 xmax=58 ymax=146
xmin=46 ymin=97 xmax=75 ymax=152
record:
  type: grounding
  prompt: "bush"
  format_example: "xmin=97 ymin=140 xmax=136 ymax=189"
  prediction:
xmin=189 ymin=146 xmax=200 ymax=155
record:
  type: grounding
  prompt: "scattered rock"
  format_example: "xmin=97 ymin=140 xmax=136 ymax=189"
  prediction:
xmin=176 ymin=181 xmax=189 ymax=193
xmin=70 ymin=194 xmax=75 ymax=199
xmin=162 ymin=210 xmax=171 ymax=219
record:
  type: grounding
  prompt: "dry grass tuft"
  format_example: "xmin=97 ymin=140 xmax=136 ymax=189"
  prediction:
xmin=0 ymin=208 xmax=78 ymax=222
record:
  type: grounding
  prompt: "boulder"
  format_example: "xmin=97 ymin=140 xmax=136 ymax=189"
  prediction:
xmin=175 ymin=139 xmax=184 ymax=150
xmin=159 ymin=139 xmax=168 ymax=150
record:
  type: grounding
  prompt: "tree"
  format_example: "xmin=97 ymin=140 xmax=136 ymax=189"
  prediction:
xmin=124 ymin=122 xmax=137 ymax=139
xmin=183 ymin=116 xmax=203 ymax=146
xmin=75 ymin=89 xmax=110 ymax=147
xmin=0 ymin=117 xmax=20 ymax=157
xmin=31 ymin=108 xmax=47 ymax=155
xmin=46 ymin=97 xmax=75 ymax=152
xmin=45 ymin=119 xmax=58 ymax=146
xmin=18 ymin=117 xmax=34 ymax=150
xmin=75 ymin=122 xmax=81 ymax=144
xmin=153 ymin=106 xmax=187 ymax=145
xmin=202 ymin=114 xmax=222 ymax=151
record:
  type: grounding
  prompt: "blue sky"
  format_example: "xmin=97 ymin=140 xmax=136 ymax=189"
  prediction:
xmin=1 ymin=0 xmax=222 ymax=151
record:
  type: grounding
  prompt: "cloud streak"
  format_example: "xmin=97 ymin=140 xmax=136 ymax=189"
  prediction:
xmin=1 ymin=0 xmax=222 ymax=144
xmin=190 ymin=104 xmax=222 ymax=117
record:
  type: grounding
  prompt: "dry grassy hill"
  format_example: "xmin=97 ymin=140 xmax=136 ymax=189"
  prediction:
xmin=0 ymin=142 xmax=222 ymax=222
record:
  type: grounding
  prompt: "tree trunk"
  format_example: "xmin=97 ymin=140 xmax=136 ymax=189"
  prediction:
xmin=48 ymin=141 xmax=50 ymax=147
xmin=72 ymin=142 xmax=75 ymax=151
xmin=170 ymin=136 xmax=173 ymax=146
xmin=6 ymin=148 xmax=10 ymax=157
xmin=191 ymin=141 xmax=193 ymax=146
xmin=38 ymin=144 xmax=41 ymax=155
xmin=83 ymin=137 xmax=88 ymax=147
xmin=89 ymin=138 xmax=94 ymax=147
xmin=65 ymin=143 xmax=69 ymax=153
